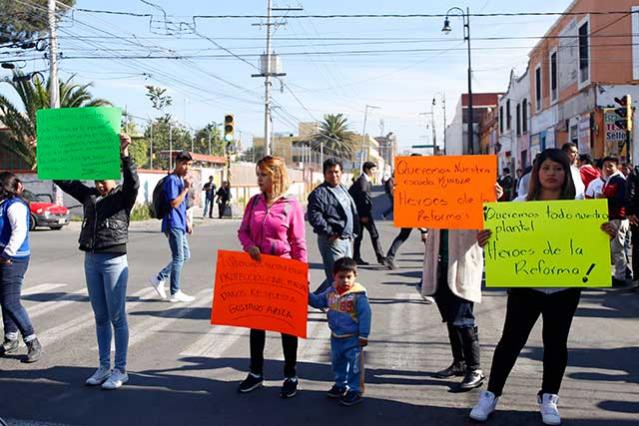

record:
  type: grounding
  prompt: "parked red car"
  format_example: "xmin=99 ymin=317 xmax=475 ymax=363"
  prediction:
xmin=23 ymin=190 xmax=70 ymax=231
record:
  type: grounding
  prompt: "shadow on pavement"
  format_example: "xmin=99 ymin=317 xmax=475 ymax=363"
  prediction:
xmin=0 ymin=360 xmax=636 ymax=426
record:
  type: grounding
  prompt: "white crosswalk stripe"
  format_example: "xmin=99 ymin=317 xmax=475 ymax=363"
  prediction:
xmin=22 ymin=283 xmax=67 ymax=296
xmin=39 ymin=287 xmax=156 ymax=348
xmin=180 ymin=326 xmax=248 ymax=358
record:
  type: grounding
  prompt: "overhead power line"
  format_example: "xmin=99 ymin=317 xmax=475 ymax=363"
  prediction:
xmin=73 ymin=9 xmax=639 ymax=19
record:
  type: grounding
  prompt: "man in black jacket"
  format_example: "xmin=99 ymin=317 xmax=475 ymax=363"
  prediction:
xmin=349 ymin=161 xmax=385 ymax=265
xmin=215 ymin=181 xmax=231 ymax=219
xmin=307 ymin=158 xmax=359 ymax=294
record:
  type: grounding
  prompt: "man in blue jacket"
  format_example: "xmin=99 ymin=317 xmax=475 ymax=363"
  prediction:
xmin=307 ymin=159 xmax=359 ymax=295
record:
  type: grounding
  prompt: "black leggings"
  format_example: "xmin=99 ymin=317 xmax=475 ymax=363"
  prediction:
xmin=487 ymin=288 xmax=581 ymax=397
xmin=249 ymin=329 xmax=298 ymax=378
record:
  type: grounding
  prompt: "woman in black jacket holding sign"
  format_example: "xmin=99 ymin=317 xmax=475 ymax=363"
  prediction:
xmin=469 ymin=149 xmax=614 ymax=425
xmin=54 ymin=133 xmax=139 ymax=390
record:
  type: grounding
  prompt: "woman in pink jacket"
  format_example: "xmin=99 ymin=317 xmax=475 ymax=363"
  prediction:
xmin=237 ymin=156 xmax=307 ymax=399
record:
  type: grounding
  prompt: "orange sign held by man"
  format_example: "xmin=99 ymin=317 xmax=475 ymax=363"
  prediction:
xmin=211 ymin=250 xmax=309 ymax=338
xmin=394 ymin=155 xmax=497 ymax=229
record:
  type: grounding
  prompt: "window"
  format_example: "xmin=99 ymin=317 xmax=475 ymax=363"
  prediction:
xmin=506 ymin=99 xmax=512 ymax=130
xmin=579 ymin=21 xmax=589 ymax=83
xmin=516 ymin=103 xmax=521 ymax=136
xmin=535 ymin=66 xmax=542 ymax=111
xmin=522 ymin=99 xmax=528 ymax=133
xmin=550 ymin=51 xmax=558 ymax=101
xmin=499 ymin=106 xmax=504 ymax=134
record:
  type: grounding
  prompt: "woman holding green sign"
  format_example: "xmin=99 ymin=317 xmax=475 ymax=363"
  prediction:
xmin=54 ymin=133 xmax=139 ymax=390
xmin=470 ymin=148 xmax=615 ymax=425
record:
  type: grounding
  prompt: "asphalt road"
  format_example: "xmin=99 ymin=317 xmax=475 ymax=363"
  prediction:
xmin=0 ymin=193 xmax=637 ymax=426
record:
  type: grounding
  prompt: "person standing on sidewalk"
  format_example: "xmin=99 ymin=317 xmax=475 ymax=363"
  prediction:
xmin=237 ymin=156 xmax=307 ymax=399
xmin=202 ymin=176 xmax=216 ymax=219
xmin=149 ymin=151 xmax=195 ymax=303
xmin=600 ymin=156 xmax=630 ymax=287
xmin=54 ymin=134 xmax=139 ymax=389
xmin=215 ymin=181 xmax=231 ymax=219
xmin=0 ymin=172 xmax=41 ymax=363
xmin=470 ymin=148 xmax=615 ymax=425
xmin=350 ymin=161 xmax=385 ymax=266
xmin=307 ymin=158 xmax=359 ymax=295
xmin=384 ymin=227 xmax=428 ymax=270
xmin=381 ymin=173 xmax=394 ymax=219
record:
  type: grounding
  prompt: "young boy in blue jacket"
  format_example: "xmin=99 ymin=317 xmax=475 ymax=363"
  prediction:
xmin=309 ymin=257 xmax=372 ymax=406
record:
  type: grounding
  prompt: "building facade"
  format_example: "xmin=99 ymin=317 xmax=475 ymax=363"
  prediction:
xmin=446 ymin=93 xmax=502 ymax=156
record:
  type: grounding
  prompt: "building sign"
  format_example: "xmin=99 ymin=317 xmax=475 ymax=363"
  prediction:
xmin=604 ymin=108 xmax=627 ymax=156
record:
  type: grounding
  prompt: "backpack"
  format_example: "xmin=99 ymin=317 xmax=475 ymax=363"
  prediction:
xmin=150 ymin=174 xmax=172 ymax=219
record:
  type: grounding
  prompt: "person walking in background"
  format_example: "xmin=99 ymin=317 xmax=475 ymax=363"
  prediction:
xmin=578 ymin=154 xmax=600 ymax=190
xmin=215 ymin=181 xmax=231 ymax=219
xmin=600 ymin=156 xmax=630 ymax=287
xmin=561 ymin=143 xmax=585 ymax=198
xmin=202 ymin=176 xmax=216 ymax=219
xmin=470 ymin=148 xmax=614 ymax=425
xmin=350 ymin=161 xmax=385 ymax=266
xmin=384 ymin=227 xmax=428 ymax=270
xmin=308 ymin=257 xmax=372 ymax=406
xmin=55 ymin=134 xmax=139 ymax=389
xmin=149 ymin=151 xmax=195 ymax=303
xmin=307 ymin=158 xmax=359 ymax=295
xmin=237 ymin=156 xmax=307 ymax=399
xmin=585 ymin=159 xmax=605 ymax=199
xmin=498 ymin=168 xmax=514 ymax=201
xmin=0 ymin=173 xmax=41 ymax=363
xmin=382 ymin=173 xmax=394 ymax=219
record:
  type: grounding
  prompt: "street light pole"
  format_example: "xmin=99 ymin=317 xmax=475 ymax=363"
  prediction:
xmin=360 ymin=104 xmax=380 ymax=171
xmin=443 ymin=7 xmax=473 ymax=155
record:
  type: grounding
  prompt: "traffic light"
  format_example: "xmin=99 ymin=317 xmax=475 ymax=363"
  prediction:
xmin=224 ymin=114 xmax=234 ymax=144
xmin=614 ymin=95 xmax=632 ymax=131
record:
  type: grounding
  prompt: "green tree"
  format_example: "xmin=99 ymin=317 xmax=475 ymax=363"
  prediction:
xmin=144 ymin=115 xmax=192 ymax=170
xmin=122 ymin=118 xmax=149 ymax=168
xmin=145 ymin=85 xmax=172 ymax=113
xmin=311 ymin=113 xmax=356 ymax=160
xmin=0 ymin=71 xmax=110 ymax=167
xmin=193 ymin=122 xmax=224 ymax=155
xmin=0 ymin=0 xmax=75 ymax=45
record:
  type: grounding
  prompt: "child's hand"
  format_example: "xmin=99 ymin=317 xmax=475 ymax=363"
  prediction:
xmin=359 ymin=337 xmax=368 ymax=347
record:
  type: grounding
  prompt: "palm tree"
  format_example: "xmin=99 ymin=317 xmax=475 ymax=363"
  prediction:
xmin=0 ymin=71 xmax=110 ymax=167
xmin=311 ymin=113 xmax=356 ymax=160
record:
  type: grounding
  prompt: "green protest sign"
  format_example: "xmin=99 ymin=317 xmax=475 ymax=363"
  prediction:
xmin=36 ymin=107 xmax=122 ymax=180
xmin=483 ymin=200 xmax=611 ymax=288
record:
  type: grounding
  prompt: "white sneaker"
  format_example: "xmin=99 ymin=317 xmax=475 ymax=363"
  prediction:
xmin=470 ymin=390 xmax=498 ymax=422
xmin=538 ymin=393 xmax=561 ymax=425
xmin=85 ymin=367 xmax=111 ymax=386
xmin=422 ymin=295 xmax=435 ymax=304
xmin=149 ymin=275 xmax=167 ymax=300
xmin=101 ymin=368 xmax=128 ymax=390
xmin=169 ymin=290 xmax=195 ymax=303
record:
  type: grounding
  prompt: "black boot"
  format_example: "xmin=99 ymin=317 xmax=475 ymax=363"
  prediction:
xmin=1 ymin=338 xmax=19 ymax=355
xmin=434 ymin=324 xmax=466 ymax=378
xmin=25 ymin=338 xmax=42 ymax=363
xmin=458 ymin=326 xmax=485 ymax=390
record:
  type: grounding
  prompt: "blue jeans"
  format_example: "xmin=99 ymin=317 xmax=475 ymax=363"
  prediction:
xmin=158 ymin=228 xmax=190 ymax=295
xmin=202 ymin=197 xmax=213 ymax=218
xmin=84 ymin=253 xmax=129 ymax=371
xmin=314 ymin=235 xmax=352 ymax=294
xmin=0 ymin=257 xmax=35 ymax=341
xmin=331 ymin=336 xmax=364 ymax=394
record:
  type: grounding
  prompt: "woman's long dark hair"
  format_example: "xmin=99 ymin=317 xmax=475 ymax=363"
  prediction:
xmin=0 ymin=172 xmax=22 ymax=203
xmin=526 ymin=148 xmax=576 ymax=201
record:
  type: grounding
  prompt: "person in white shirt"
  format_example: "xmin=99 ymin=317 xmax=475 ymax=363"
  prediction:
xmin=561 ymin=143 xmax=585 ymax=199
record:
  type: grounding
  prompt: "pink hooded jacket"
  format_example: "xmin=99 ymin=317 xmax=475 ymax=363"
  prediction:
xmin=238 ymin=194 xmax=307 ymax=262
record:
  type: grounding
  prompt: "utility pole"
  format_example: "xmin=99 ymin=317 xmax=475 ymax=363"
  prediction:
xmin=48 ymin=0 xmax=59 ymax=109
xmin=252 ymin=2 xmax=301 ymax=156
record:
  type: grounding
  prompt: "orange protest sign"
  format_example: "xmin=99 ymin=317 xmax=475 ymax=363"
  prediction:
xmin=393 ymin=155 xmax=497 ymax=229
xmin=211 ymin=250 xmax=309 ymax=338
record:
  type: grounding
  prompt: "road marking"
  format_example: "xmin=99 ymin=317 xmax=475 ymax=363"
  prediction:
xmin=28 ymin=288 xmax=88 ymax=319
xmin=180 ymin=326 xmax=248 ymax=358
xmin=39 ymin=287 xmax=156 ymax=348
xmin=126 ymin=289 xmax=212 ymax=348
xmin=22 ymin=283 xmax=67 ymax=296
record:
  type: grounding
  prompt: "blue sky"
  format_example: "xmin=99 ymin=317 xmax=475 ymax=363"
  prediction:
xmin=4 ymin=0 xmax=573 ymax=152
